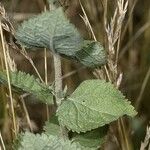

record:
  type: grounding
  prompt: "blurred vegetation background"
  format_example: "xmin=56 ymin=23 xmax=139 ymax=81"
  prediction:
xmin=0 ymin=0 xmax=150 ymax=149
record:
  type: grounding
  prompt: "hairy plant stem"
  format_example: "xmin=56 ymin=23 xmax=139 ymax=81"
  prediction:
xmin=53 ymin=52 xmax=68 ymax=139
xmin=53 ymin=53 xmax=62 ymax=106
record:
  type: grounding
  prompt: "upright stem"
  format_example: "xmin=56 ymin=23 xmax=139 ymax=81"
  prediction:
xmin=49 ymin=2 xmax=62 ymax=106
xmin=53 ymin=52 xmax=68 ymax=139
xmin=53 ymin=53 xmax=62 ymax=106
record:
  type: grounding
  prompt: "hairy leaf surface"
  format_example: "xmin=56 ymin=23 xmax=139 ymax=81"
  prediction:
xmin=16 ymin=132 xmax=95 ymax=150
xmin=57 ymin=80 xmax=137 ymax=132
xmin=16 ymin=8 xmax=83 ymax=56
xmin=0 ymin=71 xmax=53 ymax=104
xmin=16 ymin=8 xmax=106 ymax=68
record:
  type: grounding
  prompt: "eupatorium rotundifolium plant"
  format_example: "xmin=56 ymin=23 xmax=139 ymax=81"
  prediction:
xmin=0 ymin=6 xmax=137 ymax=150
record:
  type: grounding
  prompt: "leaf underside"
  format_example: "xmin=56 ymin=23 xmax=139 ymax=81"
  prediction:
xmin=0 ymin=71 xmax=53 ymax=104
xmin=57 ymin=80 xmax=137 ymax=133
xmin=16 ymin=8 xmax=106 ymax=68
xmin=16 ymin=132 xmax=95 ymax=150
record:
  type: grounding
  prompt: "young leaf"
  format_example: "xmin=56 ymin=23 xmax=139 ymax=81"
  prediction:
xmin=16 ymin=132 xmax=95 ymax=150
xmin=72 ymin=126 xmax=108 ymax=149
xmin=16 ymin=8 xmax=83 ymax=56
xmin=0 ymin=71 xmax=53 ymax=104
xmin=57 ymin=80 xmax=137 ymax=133
xmin=44 ymin=115 xmax=61 ymax=136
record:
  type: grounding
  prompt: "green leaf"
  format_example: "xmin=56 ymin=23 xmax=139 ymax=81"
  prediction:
xmin=44 ymin=115 xmax=61 ymax=136
xmin=16 ymin=132 xmax=95 ymax=150
xmin=57 ymin=80 xmax=137 ymax=133
xmin=15 ymin=8 xmax=107 ymax=68
xmin=72 ymin=126 xmax=108 ymax=149
xmin=16 ymin=8 xmax=83 ymax=56
xmin=0 ymin=71 xmax=53 ymax=104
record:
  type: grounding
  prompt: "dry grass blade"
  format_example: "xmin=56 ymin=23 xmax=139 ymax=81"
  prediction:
xmin=19 ymin=47 xmax=44 ymax=83
xmin=20 ymin=96 xmax=33 ymax=132
xmin=5 ymin=45 xmax=16 ymax=72
xmin=79 ymin=1 xmax=132 ymax=149
xmin=119 ymin=21 xmax=150 ymax=59
xmin=0 ymin=132 xmax=6 ymax=150
xmin=140 ymin=126 xmax=150 ymax=150
xmin=104 ymin=0 xmax=133 ymax=150
xmin=105 ymin=0 xmax=128 ymax=80
xmin=79 ymin=0 xmax=96 ymax=41
xmin=0 ymin=3 xmax=15 ymax=34
xmin=135 ymin=67 xmax=150 ymax=110
xmin=79 ymin=0 xmax=111 ymax=81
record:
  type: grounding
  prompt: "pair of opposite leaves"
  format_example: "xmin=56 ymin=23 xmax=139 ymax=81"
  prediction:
xmin=16 ymin=7 xmax=106 ymax=68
